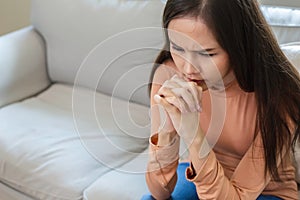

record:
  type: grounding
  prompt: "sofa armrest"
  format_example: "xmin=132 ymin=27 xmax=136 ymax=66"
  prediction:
xmin=0 ymin=26 xmax=50 ymax=108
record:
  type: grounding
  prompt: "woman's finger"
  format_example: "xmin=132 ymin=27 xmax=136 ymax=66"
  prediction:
xmin=154 ymin=94 xmax=180 ymax=115
xmin=196 ymin=85 xmax=203 ymax=112
xmin=157 ymin=77 xmax=182 ymax=98
xmin=171 ymin=87 xmax=197 ymax=112
xmin=165 ymin=96 xmax=189 ymax=113
xmin=186 ymin=82 xmax=201 ymax=112
xmin=172 ymin=76 xmax=202 ymax=112
xmin=162 ymin=79 xmax=181 ymax=89
xmin=157 ymin=85 xmax=176 ymax=98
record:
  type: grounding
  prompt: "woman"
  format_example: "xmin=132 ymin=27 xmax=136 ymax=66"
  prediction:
xmin=143 ymin=0 xmax=300 ymax=199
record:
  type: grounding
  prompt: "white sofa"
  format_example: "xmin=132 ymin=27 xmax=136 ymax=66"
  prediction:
xmin=0 ymin=1 xmax=299 ymax=200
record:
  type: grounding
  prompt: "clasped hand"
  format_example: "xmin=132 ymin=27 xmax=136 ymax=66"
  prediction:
xmin=154 ymin=75 xmax=204 ymax=147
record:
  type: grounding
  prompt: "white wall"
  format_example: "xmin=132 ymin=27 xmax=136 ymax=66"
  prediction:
xmin=0 ymin=0 xmax=31 ymax=36
xmin=0 ymin=0 xmax=299 ymax=37
xmin=259 ymin=0 xmax=300 ymax=7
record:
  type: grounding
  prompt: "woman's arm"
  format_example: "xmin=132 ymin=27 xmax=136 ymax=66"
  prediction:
xmin=145 ymin=64 xmax=180 ymax=199
xmin=145 ymin=133 xmax=179 ymax=200
xmin=153 ymin=74 xmax=289 ymax=199
xmin=186 ymin=133 xmax=296 ymax=199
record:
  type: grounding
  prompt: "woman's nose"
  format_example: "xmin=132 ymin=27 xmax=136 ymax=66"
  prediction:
xmin=183 ymin=59 xmax=199 ymax=75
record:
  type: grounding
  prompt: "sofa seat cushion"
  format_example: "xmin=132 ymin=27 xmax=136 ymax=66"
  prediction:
xmin=0 ymin=83 xmax=149 ymax=200
xmin=83 ymin=148 xmax=149 ymax=200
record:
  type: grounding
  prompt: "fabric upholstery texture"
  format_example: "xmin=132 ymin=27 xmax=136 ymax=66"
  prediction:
xmin=261 ymin=5 xmax=300 ymax=44
xmin=31 ymin=0 xmax=165 ymax=106
xmin=281 ymin=42 xmax=300 ymax=71
xmin=0 ymin=84 xmax=149 ymax=199
xmin=280 ymin=42 xmax=300 ymax=183
xmin=0 ymin=27 xmax=50 ymax=108
xmin=0 ymin=1 xmax=300 ymax=199
xmin=83 ymin=148 xmax=149 ymax=200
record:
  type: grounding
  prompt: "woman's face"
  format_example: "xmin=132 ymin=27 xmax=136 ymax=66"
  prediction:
xmin=168 ymin=17 xmax=233 ymax=89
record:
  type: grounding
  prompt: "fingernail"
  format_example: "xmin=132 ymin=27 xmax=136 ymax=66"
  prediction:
xmin=154 ymin=94 xmax=161 ymax=103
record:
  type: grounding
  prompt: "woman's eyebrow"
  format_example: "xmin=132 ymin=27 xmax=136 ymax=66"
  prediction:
xmin=169 ymin=40 xmax=216 ymax=53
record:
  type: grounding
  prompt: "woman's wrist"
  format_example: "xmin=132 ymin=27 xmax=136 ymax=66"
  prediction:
xmin=188 ymin=136 xmax=203 ymax=153
xmin=157 ymin=130 xmax=177 ymax=146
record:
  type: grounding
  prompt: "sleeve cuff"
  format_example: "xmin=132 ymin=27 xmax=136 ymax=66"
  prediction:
xmin=148 ymin=133 xmax=180 ymax=170
xmin=186 ymin=151 xmax=215 ymax=182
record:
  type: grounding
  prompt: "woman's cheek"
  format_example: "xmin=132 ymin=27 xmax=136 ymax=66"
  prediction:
xmin=198 ymin=59 xmax=216 ymax=80
xmin=171 ymin=52 xmax=185 ymax=72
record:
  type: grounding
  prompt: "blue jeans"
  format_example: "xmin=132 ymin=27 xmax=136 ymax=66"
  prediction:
xmin=141 ymin=163 xmax=281 ymax=200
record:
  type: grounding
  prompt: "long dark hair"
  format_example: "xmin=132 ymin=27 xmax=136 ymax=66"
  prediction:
xmin=149 ymin=0 xmax=300 ymax=181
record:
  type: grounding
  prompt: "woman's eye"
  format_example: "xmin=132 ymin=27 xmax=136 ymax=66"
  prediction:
xmin=171 ymin=45 xmax=184 ymax=52
xmin=199 ymin=52 xmax=217 ymax=57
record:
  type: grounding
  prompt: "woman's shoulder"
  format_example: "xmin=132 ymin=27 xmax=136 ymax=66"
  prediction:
xmin=152 ymin=59 xmax=178 ymax=85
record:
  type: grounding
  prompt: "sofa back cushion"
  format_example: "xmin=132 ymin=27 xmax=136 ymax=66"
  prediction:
xmin=31 ymin=0 xmax=165 ymax=106
xmin=31 ymin=1 xmax=300 ymax=106
xmin=261 ymin=5 xmax=300 ymax=44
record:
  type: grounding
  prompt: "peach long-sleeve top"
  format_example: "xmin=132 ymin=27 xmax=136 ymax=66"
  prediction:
xmin=146 ymin=64 xmax=298 ymax=200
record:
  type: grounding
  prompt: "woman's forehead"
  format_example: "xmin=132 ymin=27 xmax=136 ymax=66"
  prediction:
xmin=168 ymin=17 xmax=219 ymax=50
